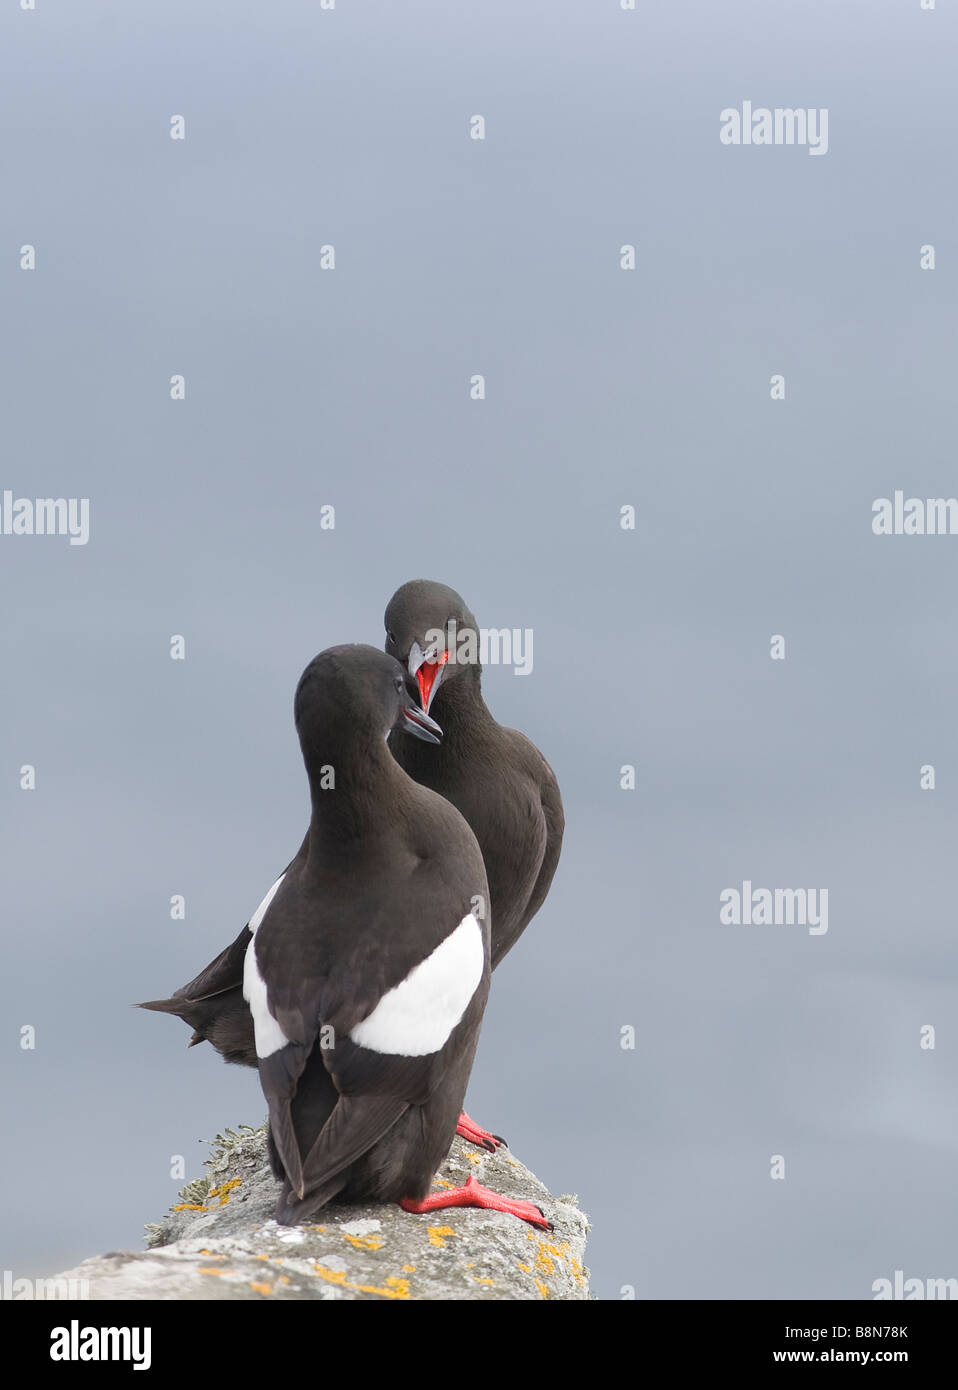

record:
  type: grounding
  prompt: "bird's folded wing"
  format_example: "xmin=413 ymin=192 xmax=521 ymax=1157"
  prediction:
xmin=172 ymin=923 xmax=252 ymax=1001
xmin=299 ymin=1093 xmax=409 ymax=1200
xmin=136 ymin=924 xmax=251 ymax=1018
xmin=258 ymin=908 xmax=487 ymax=1199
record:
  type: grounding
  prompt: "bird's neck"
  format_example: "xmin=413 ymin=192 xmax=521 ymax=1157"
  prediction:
xmin=432 ymin=665 xmax=496 ymax=749
xmin=303 ymin=737 xmax=409 ymax=855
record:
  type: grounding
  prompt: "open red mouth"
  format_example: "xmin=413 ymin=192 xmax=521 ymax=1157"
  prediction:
xmin=416 ymin=651 xmax=449 ymax=711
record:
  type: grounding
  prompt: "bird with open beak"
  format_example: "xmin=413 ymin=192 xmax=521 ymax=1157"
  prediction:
xmin=385 ymin=580 xmax=565 ymax=1153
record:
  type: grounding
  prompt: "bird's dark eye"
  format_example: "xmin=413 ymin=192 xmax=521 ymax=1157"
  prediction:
xmin=387 ymin=630 xmax=396 ymax=645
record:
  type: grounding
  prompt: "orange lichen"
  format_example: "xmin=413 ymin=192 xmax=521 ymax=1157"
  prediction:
xmin=427 ymin=1225 xmax=455 ymax=1248
xmin=173 ymin=1178 xmax=242 ymax=1212
xmin=311 ymin=1264 xmax=411 ymax=1300
xmin=342 ymin=1232 xmax=384 ymax=1252
xmin=517 ymin=1234 xmax=588 ymax=1292
xmin=249 ymin=1281 xmax=272 ymax=1296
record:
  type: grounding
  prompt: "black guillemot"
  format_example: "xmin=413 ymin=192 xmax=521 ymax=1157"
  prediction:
xmin=145 ymin=645 xmax=549 ymax=1228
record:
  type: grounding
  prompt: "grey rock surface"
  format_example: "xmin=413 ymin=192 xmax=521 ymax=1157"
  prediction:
xmin=53 ymin=1125 xmax=590 ymax=1300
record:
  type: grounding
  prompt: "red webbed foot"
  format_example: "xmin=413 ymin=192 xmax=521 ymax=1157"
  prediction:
xmin=400 ymin=1174 xmax=551 ymax=1230
xmin=456 ymin=1111 xmax=506 ymax=1152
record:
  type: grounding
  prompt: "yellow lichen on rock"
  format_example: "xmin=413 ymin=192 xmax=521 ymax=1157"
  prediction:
xmin=342 ymin=1231 xmax=384 ymax=1251
xmin=427 ymin=1225 xmax=455 ymax=1247
xmin=173 ymin=1177 xmax=242 ymax=1213
xmin=311 ymin=1263 xmax=412 ymax=1300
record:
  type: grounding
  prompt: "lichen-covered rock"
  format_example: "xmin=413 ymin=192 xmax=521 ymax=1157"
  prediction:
xmin=52 ymin=1125 xmax=590 ymax=1300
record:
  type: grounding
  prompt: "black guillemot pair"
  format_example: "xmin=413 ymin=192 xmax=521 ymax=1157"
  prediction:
xmin=141 ymin=582 xmax=563 ymax=1227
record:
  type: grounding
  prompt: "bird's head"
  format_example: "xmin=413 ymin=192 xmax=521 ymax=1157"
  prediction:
xmin=295 ymin=644 xmax=442 ymax=761
xmin=384 ymin=580 xmax=480 ymax=717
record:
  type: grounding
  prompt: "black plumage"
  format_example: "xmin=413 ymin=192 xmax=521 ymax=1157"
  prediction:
xmin=385 ymin=579 xmax=564 ymax=970
xmin=139 ymin=909 xmax=283 ymax=1064
xmin=174 ymin=645 xmax=492 ymax=1221
xmin=140 ymin=582 xmax=563 ymax=1068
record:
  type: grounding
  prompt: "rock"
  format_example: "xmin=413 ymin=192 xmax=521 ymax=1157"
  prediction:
xmin=52 ymin=1125 xmax=590 ymax=1300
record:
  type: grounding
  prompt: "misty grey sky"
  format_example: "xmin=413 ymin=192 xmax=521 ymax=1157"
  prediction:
xmin=2 ymin=0 xmax=957 ymax=1299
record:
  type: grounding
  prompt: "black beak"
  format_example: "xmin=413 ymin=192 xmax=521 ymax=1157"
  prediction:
xmin=399 ymin=693 xmax=442 ymax=744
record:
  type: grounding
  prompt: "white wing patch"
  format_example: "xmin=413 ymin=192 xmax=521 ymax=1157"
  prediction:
xmin=248 ymin=875 xmax=285 ymax=934
xmin=349 ymin=913 xmax=484 ymax=1058
xmin=242 ymin=874 xmax=289 ymax=1059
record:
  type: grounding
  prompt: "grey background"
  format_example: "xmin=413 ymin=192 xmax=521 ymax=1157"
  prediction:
xmin=2 ymin=0 xmax=956 ymax=1300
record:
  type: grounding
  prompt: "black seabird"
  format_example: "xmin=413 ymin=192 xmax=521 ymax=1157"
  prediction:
xmin=148 ymin=645 xmax=549 ymax=1229
xmin=142 ymin=584 xmax=563 ymax=1150
xmin=384 ymin=579 xmax=564 ymax=971
xmin=383 ymin=582 xmax=564 ymax=1150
